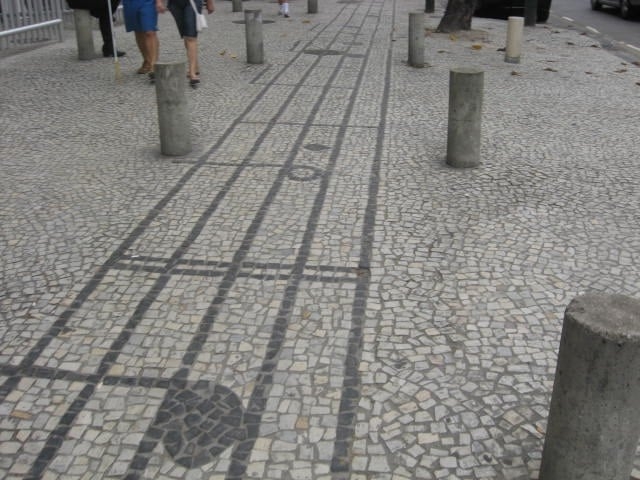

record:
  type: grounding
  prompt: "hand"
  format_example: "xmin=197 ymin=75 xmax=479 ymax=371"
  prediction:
xmin=156 ymin=0 xmax=166 ymax=13
xmin=206 ymin=0 xmax=214 ymax=13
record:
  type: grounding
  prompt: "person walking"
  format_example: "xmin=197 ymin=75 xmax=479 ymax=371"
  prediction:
xmin=278 ymin=0 xmax=289 ymax=17
xmin=122 ymin=0 xmax=165 ymax=75
xmin=166 ymin=0 xmax=214 ymax=87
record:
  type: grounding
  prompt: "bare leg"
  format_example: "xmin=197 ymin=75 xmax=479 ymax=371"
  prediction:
xmin=135 ymin=31 xmax=151 ymax=72
xmin=144 ymin=31 xmax=159 ymax=70
xmin=184 ymin=37 xmax=199 ymax=79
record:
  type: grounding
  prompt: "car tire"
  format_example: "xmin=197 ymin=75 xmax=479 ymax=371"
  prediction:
xmin=620 ymin=0 xmax=633 ymax=18
xmin=537 ymin=8 xmax=550 ymax=21
xmin=590 ymin=0 xmax=602 ymax=10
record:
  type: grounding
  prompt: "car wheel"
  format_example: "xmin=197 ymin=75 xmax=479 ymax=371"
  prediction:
xmin=620 ymin=0 xmax=633 ymax=18
xmin=537 ymin=8 xmax=550 ymax=21
xmin=591 ymin=0 xmax=602 ymax=10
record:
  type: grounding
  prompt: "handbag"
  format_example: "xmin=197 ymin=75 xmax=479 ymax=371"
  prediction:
xmin=188 ymin=0 xmax=207 ymax=31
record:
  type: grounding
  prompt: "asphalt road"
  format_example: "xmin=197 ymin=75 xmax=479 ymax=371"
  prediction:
xmin=549 ymin=0 xmax=640 ymax=56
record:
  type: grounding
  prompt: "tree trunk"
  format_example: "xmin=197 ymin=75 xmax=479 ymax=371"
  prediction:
xmin=436 ymin=0 xmax=476 ymax=32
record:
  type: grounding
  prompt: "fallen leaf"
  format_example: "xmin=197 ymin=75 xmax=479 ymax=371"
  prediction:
xmin=544 ymin=67 xmax=558 ymax=72
xmin=497 ymin=47 xmax=506 ymax=51
xmin=302 ymin=19 xmax=310 ymax=23
xmin=219 ymin=49 xmax=226 ymax=56
xmin=437 ymin=50 xmax=448 ymax=53
xmin=230 ymin=54 xmax=237 ymax=59
xmin=615 ymin=69 xmax=628 ymax=73
xmin=511 ymin=71 xmax=521 ymax=76
xmin=449 ymin=34 xmax=457 ymax=41
xmin=590 ymin=44 xmax=600 ymax=48
xmin=585 ymin=71 xmax=592 ymax=74
xmin=471 ymin=44 xmax=482 ymax=50
xmin=302 ymin=309 xmax=311 ymax=319
xmin=632 ymin=61 xmax=640 ymax=67
xmin=567 ymin=41 xmax=575 ymax=45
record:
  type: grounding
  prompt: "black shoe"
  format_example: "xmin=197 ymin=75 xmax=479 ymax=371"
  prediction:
xmin=103 ymin=50 xmax=126 ymax=57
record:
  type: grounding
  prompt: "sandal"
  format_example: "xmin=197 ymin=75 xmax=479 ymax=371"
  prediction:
xmin=189 ymin=76 xmax=200 ymax=88
xmin=137 ymin=63 xmax=152 ymax=74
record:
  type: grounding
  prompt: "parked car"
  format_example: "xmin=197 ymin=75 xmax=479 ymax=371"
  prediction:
xmin=474 ymin=0 xmax=552 ymax=22
xmin=591 ymin=0 xmax=638 ymax=19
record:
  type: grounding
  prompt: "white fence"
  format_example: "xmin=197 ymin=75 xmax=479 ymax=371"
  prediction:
xmin=0 ymin=0 xmax=64 ymax=52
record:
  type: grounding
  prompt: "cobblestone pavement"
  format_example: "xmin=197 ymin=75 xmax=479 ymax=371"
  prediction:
xmin=2 ymin=0 xmax=640 ymax=477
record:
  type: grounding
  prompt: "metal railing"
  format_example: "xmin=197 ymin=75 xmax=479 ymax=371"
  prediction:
xmin=0 ymin=0 xmax=64 ymax=52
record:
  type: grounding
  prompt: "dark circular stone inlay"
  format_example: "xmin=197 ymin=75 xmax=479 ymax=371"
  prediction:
xmin=155 ymin=383 xmax=245 ymax=468
xmin=303 ymin=49 xmax=344 ymax=56
xmin=288 ymin=165 xmax=323 ymax=182
xmin=304 ymin=143 xmax=330 ymax=152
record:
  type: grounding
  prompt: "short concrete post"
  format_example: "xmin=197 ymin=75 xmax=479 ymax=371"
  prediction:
xmin=540 ymin=294 xmax=640 ymax=480
xmin=408 ymin=12 xmax=424 ymax=68
xmin=244 ymin=9 xmax=263 ymax=64
xmin=308 ymin=0 xmax=318 ymax=14
xmin=73 ymin=9 xmax=95 ymax=60
xmin=154 ymin=63 xmax=192 ymax=156
xmin=524 ymin=0 xmax=537 ymax=26
xmin=424 ymin=0 xmax=434 ymax=13
xmin=232 ymin=0 xmax=242 ymax=13
xmin=446 ymin=68 xmax=483 ymax=168
xmin=505 ymin=16 xmax=524 ymax=63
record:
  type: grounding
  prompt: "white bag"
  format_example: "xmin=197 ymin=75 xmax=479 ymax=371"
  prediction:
xmin=195 ymin=12 xmax=207 ymax=31
xmin=189 ymin=0 xmax=207 ymax=31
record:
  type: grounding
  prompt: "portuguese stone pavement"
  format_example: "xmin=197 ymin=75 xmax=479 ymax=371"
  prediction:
xmin=1 ymin=0 xmax=640 ymax=478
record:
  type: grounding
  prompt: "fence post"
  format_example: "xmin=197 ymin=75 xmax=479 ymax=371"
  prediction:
xmin=408 ymin=12 xmax=424 ymax=68
xmin=244 ymin=9 xmax=263 ymax=64
xmin=424 ymin=0 xmax=434 ymax=13
xmin=308 ymin=0 xmax=318 ymax=14
xmin=446 ymin=67 xmax=483 ymax=168
xmin=540 ymin=294 xmax=640 ymax=480
xmin=73 ymin=9 xmax=95 ymax=60
xmin=154 ymin=62 xmax=192 ymax=156
xmin=232 ymin=0 xmax=243 ymax=13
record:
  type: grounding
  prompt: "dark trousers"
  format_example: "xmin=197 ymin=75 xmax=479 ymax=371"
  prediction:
xmin=89 ymin=0 xmax=121 ymax=54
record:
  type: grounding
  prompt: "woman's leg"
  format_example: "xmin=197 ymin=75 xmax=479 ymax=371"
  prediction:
xmin=184 ymin=37 xmax=199 ymax=79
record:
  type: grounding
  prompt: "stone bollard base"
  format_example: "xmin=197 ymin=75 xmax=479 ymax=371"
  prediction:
xmin=155 ymin=62 xmax=192 ymax=156
xmin=446 ymin=67 xmax=483 ymax=168
xmin=540 ymin=294 xmax=640 ymax=480
xmin=73 ymin=9 xmax=95 ymax=60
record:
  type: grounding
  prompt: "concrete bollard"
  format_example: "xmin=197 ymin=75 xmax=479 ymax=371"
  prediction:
xmin=232 ymin=0 xmax=242 ymax=13
xmin=505 ymin=16 xmax=524 ymax=63
xmin=73 ymin=9 xmax=95 ymax=60
xmin=308 ymin=0 xmax=318 ymax=14
xmin=524 ymin=0 xmax=537 ymax=26
xmin=408 ymin=12 xmax=424 ymax=68
xmin=446 ymin=68 xmax=483 ymax=168
xmin=424 ymin=0 xmax=434 ymax=13
xmin=154 ymin=63 xmax=192 ymax=156
xmin=244 ymin=9 xmax=263 ymax=64
xmin=540 ymin=293 xmax=640 ymax=480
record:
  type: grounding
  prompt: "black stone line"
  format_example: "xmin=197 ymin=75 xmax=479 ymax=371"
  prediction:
xmin=226 ymin=2 xmax=384 ymax=478
xmin=12 ymin=7 xmax=353 ymax=479
xmin=124 ymin=5 xmax=365 ymax=478
xmin=331 ymin=0 xmax=393 ymax=473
